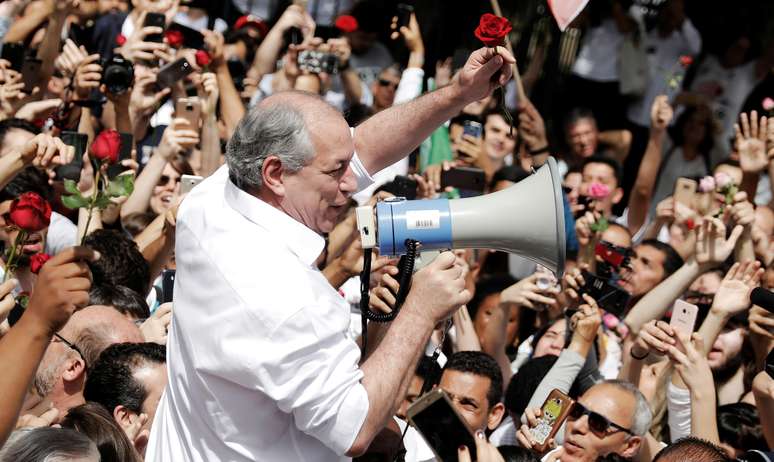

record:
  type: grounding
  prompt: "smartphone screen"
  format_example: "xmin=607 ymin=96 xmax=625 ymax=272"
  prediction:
xmin=156 ymin=58 xmax=194 ymax=90
xmin=462 ymin=120 xmax=482 ymax=139
xmin=21 ymin=58 xmax=42 ymax=94
xmin=55 ymin=131 xmax=87 ymax=181
xmin=1 ymin=42 xmax=25 ymax=71
xmin=161 ymin=269 xmax=176 ymax=303
xmin=408 ymin=390 xmax=477 ymax=462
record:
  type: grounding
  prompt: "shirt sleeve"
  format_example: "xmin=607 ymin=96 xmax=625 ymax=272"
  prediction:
xmin=246 ymin=306 xmax=370 ymax=456
xmin=350 ymin=145 xmax=375 ymax=193
xmin=667 ymin=382 xmax=692 ymax=441
xmin=521 ymin=349 xmax=585 ymax=425
xmin=394 ymin=68 xmax=425 ymax=106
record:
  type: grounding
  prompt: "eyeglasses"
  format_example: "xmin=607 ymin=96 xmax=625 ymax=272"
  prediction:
xmin=52 ymin=333 xmax=87 ymax=369
xmin=568 ymin=402 xmax=633 ymax=436
xmin=378 ymin=78 xmax=398 ymax=89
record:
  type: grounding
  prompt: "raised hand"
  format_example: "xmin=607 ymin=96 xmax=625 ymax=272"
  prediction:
xmin=569 ymin=294 xmax=602 ymax=345
xmin=695 ymin=218 xmax=743 ymax=268
xmin=736 ymin=111 xmax=769 ymax=174
xmin=54 ymin=39 xmax=88 ymax=80
xmin=140 ymin=302 xmax=172 ymax=345
xmin=631 ymin=320 xmax=675 ymax=358
xmin=500 ymin=272 xmax=558 ymax=310
xmin=666 ymin=332 xmax=714 ymax=393
xmin=118 ymin=11 xmax=169 ymax=63
xmin=710 ymin=261 xmax=763 ymax=318
xmin=195 ymin=72 xmax=219 ymax=118
xmin=130 ymin=73 xmax=172 ymax=118
xmin=156 ymin=118 xmax=200 ymax=160
xmin=17 ymin=133 xmax=74 ymax=169
xmin=24 ymin=247 xmax=99 ymax=336
xmin=518 ymin=99 xmax=548 ymax=153
xmin=458 ymin=432 xmax=505 ymax=462
xmin=516 ymin=407 xmax=556 ymax=452
xmin=453 ymin=47 xmax=515 ymax=102
xmin=73 ymin=54 xmax=102 ymax=100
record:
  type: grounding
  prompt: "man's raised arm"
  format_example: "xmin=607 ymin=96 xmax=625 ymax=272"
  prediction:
xmin=353 ymin=47 xmax=515 ymax=175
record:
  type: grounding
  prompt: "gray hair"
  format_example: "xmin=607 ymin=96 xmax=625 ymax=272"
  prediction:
xmin=225 ymin=103 xmax=315 ymax=190
xmin=601 ymin=379 xmax=653 ymax=437
xmin=0 ymin=427 xmax=98 ymax=462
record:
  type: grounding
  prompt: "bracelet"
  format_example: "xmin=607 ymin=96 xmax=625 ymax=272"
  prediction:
xmin=529 ymin=145 xmax=549 ymax=156
xmin=630 ymin=349 xmax=648 ymax=360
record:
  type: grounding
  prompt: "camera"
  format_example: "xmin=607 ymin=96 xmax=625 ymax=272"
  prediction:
xmin=100 ymin=54 xmax=134 ymax=95
xmin=298 ymin=50 xmax=339 ymax=75
xmin=575 ymin=241 xmax=633 ymax=318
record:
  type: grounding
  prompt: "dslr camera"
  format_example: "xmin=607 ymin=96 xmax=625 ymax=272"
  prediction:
xmin=100 ymin=54 xmax=134 ymax=95
xmin=297 ymin=50 xmax=339 ymax=75
xmin=577 ymin=241 xmax=633 ymax=318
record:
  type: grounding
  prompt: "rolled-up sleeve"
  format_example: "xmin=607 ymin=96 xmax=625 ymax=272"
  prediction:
xmin=250 ymin=307 xmax=370 ymax=456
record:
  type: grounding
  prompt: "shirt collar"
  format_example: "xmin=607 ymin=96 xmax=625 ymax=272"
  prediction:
xmin=224 ymin=173 xmax=325 ymax=266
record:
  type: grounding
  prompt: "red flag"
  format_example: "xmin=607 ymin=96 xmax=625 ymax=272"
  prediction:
xmin=547 ymin=0 xmax=589 ymax=31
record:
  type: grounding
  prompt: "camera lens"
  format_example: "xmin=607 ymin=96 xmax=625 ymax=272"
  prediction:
xmin=101 ymin=55 xmax=134 ymax=95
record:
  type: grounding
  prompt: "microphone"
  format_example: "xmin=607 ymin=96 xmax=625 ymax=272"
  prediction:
xmin=751 ymin=287 xmax=774 ymax=313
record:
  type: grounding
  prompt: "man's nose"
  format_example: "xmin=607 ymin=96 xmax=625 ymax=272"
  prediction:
xmin=340 ymin=166 xmax=358 ymax=194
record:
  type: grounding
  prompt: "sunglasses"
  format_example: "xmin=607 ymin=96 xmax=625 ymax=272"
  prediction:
xmin=378 ymin=78 xmax=398 ymax=89
xmin=568 ymin=402 xmax=633 ymax=436
xmin=53 ymin=333 xmax=87 ymax=369
xmin=157 ymin=174 xmax=181 ymax=187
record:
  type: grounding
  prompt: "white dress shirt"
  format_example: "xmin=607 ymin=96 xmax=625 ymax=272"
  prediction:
xmin=146 ymin=157 xmax=374 ymax=461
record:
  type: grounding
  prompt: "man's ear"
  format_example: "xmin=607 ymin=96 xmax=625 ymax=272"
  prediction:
xmin=620 ymin=435 xmax=642 ymax=458
xmin=113 ymin=405 xmax=137 ymax=431
xmin=61 ymin=356 xmax=86 ymax=383
xmin=261 ymin=155 xmax=286 ymax=197
xmin=487 ymin=402 xmax=506 ymax=431
xmin=612 ymin=186 xmax=624 ymax=205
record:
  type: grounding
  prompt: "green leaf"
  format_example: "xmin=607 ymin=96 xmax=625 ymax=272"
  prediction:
xmin=106 ymin=174 xmax=134 ymax=198
xmin=61 ymin=194 xmax=90 ymax=209
xmin=589 ymin=216 xmax=609 ymax=233
xmin=64 ymin=179 xmax=80 ymax=195
xmin=94 ymin=193 xmax=111 ymax=210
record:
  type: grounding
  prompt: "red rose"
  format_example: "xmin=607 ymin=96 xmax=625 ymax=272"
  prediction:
xmin=685 ymin=218 xmax=696 ymax=231
xmin=165 ymin=30 xmax=184 ymax=48
xmin=115 ymin=33 xmax=127 ymax=46
xmin=91 ymin=129 xmax=121 ymax=164
xmin=335 ymin=15 xmax=359 ymax=33
xmin=9 ymin=192 xmax=52 ymax=233
xmin=29 ymin=253 xmax=51 ymax=274
xmin=195 ymin=50 xmax=212 ymax=68
xmin=474 ymin=13 xmax=512 ymax=47
xmin=679 ymin=55 xmax=693 ymax=68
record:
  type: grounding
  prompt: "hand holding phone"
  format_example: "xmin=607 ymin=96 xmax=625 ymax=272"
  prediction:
xmin=519 ymin=390 xmax=574 ymax=453
xmin=670 ymin=300 xmax=699 ymax=338
xmin=143 ymin=12 xmax=167 ymax=43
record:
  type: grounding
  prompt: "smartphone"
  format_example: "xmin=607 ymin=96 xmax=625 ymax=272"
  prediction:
xmin=528 ymin=389 xmax=575 ymax=452
xmin=298 ymin=50 xmax=339 ymax=74
xmin=383 ymin=175 xmax=417 ymax=200
xmin=143 ymin=12 xmax=167 ymax=43
xmin=462 ymin=120 xmax=483 ymax=139
xmin=441 ymin=167 xmax=486 ymax=193
xmin=396 ymin=3 xmax=414 ymax=29
xmin=155 ymin=58 xmax=194 ymax=90
xmin=579 ymin=270 xmax=631 ymax=318
xmin=670 ymin=299 xmax=699 ymax=336
xmin=21 ymin=58 xmax=42 ymax=94
xmin=284 ymin=26 xmax=304 ymax=46
xmin=106 ymin=132 xmax=134 ymax=178
xmin=161 ymin=269 xmax=175 ymax=303
xmin=55 ymin=131 xmax=87 ymax=181
xmin=175 ymin=97 xmax=201 ymax=129
xmin=167 ymin=22 xmax=205 ymax=50
xmin=1 ymin=42 xmax=25 ymax=71
xmin=180 ymin=174 xmax=203 ymax=194
xmin=673 ymin=177 xmax=697 ymax=209
xmin=407 ymin=388 xmax=477 ymax=462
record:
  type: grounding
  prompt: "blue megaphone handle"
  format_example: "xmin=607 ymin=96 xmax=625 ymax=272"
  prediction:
xmin=376 ymin=199 xmax=453 ymax=256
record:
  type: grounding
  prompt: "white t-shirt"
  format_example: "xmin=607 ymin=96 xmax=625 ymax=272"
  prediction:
xmin=146 ymin=157 xmax=375 ymax=461
xmin=572 ymin=19 xmax=625 ymax=82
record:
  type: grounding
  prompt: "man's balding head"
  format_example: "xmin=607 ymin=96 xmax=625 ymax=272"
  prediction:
xmin=65 ymin=305 xmax=144 ymax=367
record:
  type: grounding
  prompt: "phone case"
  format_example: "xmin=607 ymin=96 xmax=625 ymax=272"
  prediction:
xmin=528 ymin=389 xmax=574 ymax=452
xmin=673 ymin=178 xmax=697 ymax=208
xmin=180 ymin=174 xmax=203 ymax=195
xmin=143 ymin=13 xmax=166 ymax=43
xmin=21 ymin=58 xmax=42 ymax=93
xmin=441 ymin=167 xmax=486 ymax=192
xmin=670 ymin=299 xmax=699 ymax=336
xmin=156 ymin=58 xmax=194 ymax=90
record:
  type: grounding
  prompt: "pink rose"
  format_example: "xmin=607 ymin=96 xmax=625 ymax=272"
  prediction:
xmin=714 ymin=172 xmax=733 ymax=190
xmin=698 ymin=176 xmax=715 ymax=193
xmin=763 ymin=97 xmax=774 ymax=111
xmin=587 ymin=182 xmax=611 ymax=200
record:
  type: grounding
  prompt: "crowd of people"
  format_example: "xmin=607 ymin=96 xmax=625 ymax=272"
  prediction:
xmin=0 ymin=0 xmax=770 ymax=461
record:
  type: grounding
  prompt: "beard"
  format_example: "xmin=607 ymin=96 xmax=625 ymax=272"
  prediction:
xmin=32 ymin=354 xmax=67 ymax=398
xmin=711 ymin=349 xmax=743 ymax=385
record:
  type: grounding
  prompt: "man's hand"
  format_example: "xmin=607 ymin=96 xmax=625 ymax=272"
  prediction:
xmin=129 ymin=73 xmax=172 ymax=118
xmin=666 ymin=332 xmax=714 ymax=393
xmin=406 ymin=251 xmax=471 ymax=324
xmin=54 ymin=39 xmax=88 ymax=81
xmin=575 ymin=210 xmax=601 ymax=247
xmin=750 ymin=305 xmax=774 ymax=339
xmin=140 ymin=302 xmax=172 ymax=345
xmin=451 ymin=134 xmax=483 ymax=166
xmin=632 ymin=320 xmax=675 ymax=357
xmin=650 ymin=95 xmax=673 ymax=132
xmin=695 ymin=218 xmax=743 ymax=268
xmin=516 ymin=407 xmax=556 ymax=452
xmin=500 ymin=272 xmax=558 ymax=309
xmin=518 ymin=99 xmax=548 ymax=152
xmin=274 ymin=4 xmax=315 ymax=39
xmin=736 ymin=111 xmax=769 ymax=174
xmin=156 ymin=118 xmax=200 ymax=160
xmin=15 ymin=407 xmax=59 ymax=429
xmin=118 ymin=11 xmax=169 ymax=63
xmin=0 ymin=279 xmax=18 ymax=325
xmin=17 ymin=133 xmax=73 ymax=169
xmin=73 ymin=54 xmax=102 ymax=100
xmin=452 ymin=47 xmax=515 ymax=104
xmin=195 ymin=72 xmax=219 ymax=118
xmin=710 ymin=260 xmax=762 ymax=319
xmin=203 ymin=30 xmax=226 ymax=67
xmin=569 ymin=294 xmax=602 ymax=344
xmin=729 ymin=191 xmax=755 ymax=229
xmin=24 ymin=247 xmax=99 ymax=336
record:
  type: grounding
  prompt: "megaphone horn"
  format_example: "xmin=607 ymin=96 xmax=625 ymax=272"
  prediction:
xmin=356 ymin=157 xmax=566 ymax=276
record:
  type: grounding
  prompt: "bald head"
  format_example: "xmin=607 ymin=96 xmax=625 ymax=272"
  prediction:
xmin=64 ymin=305 xmax=143 ymax=367
xmin=258 ymin=91 xmax=343 ymax=132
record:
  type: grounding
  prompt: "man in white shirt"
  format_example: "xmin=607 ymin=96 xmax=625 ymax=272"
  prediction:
xmin=146 ymin=47 xmax=515 ymax=461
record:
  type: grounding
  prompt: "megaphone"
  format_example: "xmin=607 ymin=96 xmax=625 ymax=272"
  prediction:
xmin=355 ymin=157 xmax=566 ymax=276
